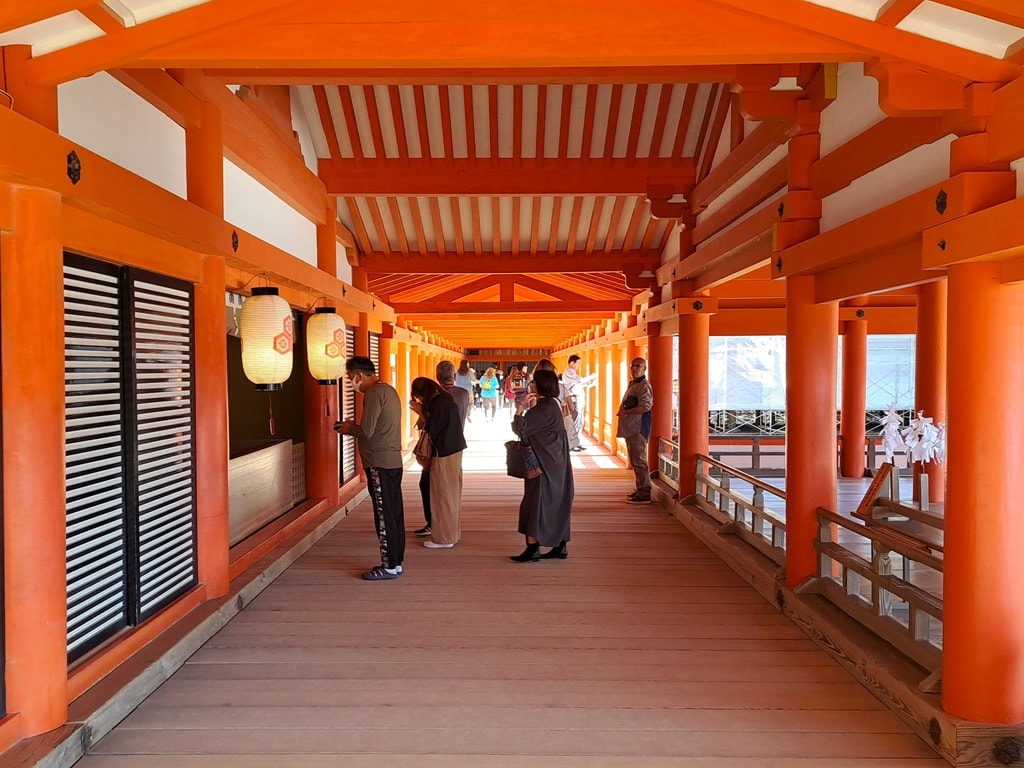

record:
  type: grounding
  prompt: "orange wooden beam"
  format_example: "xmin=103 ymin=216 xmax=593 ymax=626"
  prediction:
xmin=0 ymin=110 xmax=386 ymax=325
xmin=702 ymin=0 xmax=1021 ymax=83
xmin=645 ymin=296 xmax=720 ymax=323
xmin=689 ymin=119 xmax=794 ymax=211
xmin=25 ymin=0 xmax=312 ymax=87
xmin=319 ymin=157 xmax=696 ymax=196
xmin=393 ymin=300 xmax=631 ymax=314
xmin=204 ymin=66 xmax=754 ymax=88
xmin=693 ymin=158 xmax=787 ymax=244
xmin=923 ymin=194 xmax=1024 ymax=270
xmin=110 ymin=68 xmax=202 ymax=128
xmin=777 ymin=171 xmax=1016 ymax=279
xmin=691 ymin=234 xmax=774 ymax=291
xmin=669 ymin=199 xmax=786 ymax=282
xmin=814 ymin=242 xmax=944 ymax=303
xmin=811 ymin=116 xmax=947 ymax=198
xmin=0 ymin=45 xmax=58 ymax=130
xmin=864 ymin=59 xmax=966 ymax=116
xmin=710 ymin=307 xmax=786 ymax=335
xmin=144 ymin=1 xmax=859 ymax=73
xmin=875 ymin=0 xmax=921 ymax=26
xmin=987 ymin=76 xmax=1024 ymax=163
xmin=361 ymin=249 xmax=660 ymax=274
xmin=171 ymin=70 xmax=327 ymax=226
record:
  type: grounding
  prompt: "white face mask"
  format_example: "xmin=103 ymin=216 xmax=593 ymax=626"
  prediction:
xmin=349 ymin=373 xmax=363 ymax=393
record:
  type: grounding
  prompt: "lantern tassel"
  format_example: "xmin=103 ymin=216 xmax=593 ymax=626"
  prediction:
xmin=268 ymin=393 xmax=276 ymax=436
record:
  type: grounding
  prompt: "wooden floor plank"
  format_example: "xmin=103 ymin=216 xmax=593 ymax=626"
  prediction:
xmin=74 ymin=421 xmax=946 ymax=766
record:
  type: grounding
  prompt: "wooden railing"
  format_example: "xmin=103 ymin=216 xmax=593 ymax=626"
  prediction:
xmin=691 ymin=454 xmax=787 ymax=567
xmin=663 ymin=440 xmax=944 ymax=682
xmin=810 ymin=507 xmax=943 ymax=684
xmin=697 ymin=435 xmax=913 ymax=478
xmin=657 ymin=437 xmax=679 ymax=490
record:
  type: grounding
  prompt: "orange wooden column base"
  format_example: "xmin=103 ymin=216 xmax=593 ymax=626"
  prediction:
xmin=784 ymin=275 xmax=838 ymax=587
xmin=942 ymin=262 xmax=1024 ymax=722
xmin=1 ymin=185 xmax=68 ymax=733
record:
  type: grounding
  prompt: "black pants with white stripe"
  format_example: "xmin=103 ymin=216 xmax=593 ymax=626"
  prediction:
xmin=367 ymin=466 xmax=405 ymax=569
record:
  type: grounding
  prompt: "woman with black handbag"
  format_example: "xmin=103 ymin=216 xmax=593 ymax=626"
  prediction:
xmin=509 ymin=367 xmax=574 ymax=562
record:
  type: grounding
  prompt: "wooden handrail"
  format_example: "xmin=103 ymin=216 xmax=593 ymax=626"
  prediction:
xmin=696 ymin=453 xmax=787 ymax=500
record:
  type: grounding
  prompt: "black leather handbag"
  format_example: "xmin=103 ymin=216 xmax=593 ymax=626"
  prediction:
xmin=505 ymin=439 xmax=541 ymax=479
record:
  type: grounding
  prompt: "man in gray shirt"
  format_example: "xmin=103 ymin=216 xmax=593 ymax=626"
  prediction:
xmin=616 ymin=357 xmax=654 ymax=503
xmin=335 ymin=356 xmax=406 ymax=580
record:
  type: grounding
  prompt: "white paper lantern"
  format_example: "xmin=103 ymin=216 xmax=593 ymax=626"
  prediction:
xmin=306 ymin=307 xmax=346 ymax=384
xmin=239 ymin=286 xmax=293 ymax=390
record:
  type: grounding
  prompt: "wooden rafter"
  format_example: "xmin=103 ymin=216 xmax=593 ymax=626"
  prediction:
xmin=876 ymin=0 xmax=922 ymax=26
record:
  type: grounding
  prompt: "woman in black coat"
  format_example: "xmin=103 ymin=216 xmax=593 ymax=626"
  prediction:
xmin=510 ymin=368 xmax=574 ymax=562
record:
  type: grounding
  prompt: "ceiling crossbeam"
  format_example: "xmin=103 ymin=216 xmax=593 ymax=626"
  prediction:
xmin=320 ymin=157 xmax=696 ymax=196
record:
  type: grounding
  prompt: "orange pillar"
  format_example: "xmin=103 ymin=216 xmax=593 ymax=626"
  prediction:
xmin=677 ymin=311 xmax=710 ymax=498
xmin=839 ymin=316 xmax=867 ymax=478
xmin=379 ymin=334 xmax=394 ymax=384
xmin=915 ymin=279 xmax=946 ymax=503
xmin=186 ymin=99 xmax=229 ymax=597
xmin=194 ymin=255 xmax=230 ymax=597
xmin=396 ymin=340 xmax=411 ymax=441
xmin=784 ymin=275 xmax=838 ymax=587
xmin=585 ymin=347 xmax=598 ymax=439
xmin=647 ymin=329 xmax=674 ymax=479
xmin=609 ymin=344 xmax=625 ymax=456
xmin=1 ymin=185 xmax=68 ymax=733
xmin=942 ymin=262 xmax=1024 ymax=722
xmin=303 ymin=195 xmax=343 ymax=506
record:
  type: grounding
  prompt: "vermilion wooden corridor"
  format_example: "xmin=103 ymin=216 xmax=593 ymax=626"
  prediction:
xmin=70 ymin=424 xmax=944 ymax=767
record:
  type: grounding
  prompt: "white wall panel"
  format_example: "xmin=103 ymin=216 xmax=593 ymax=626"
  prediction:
xmin=59 ymin=72 xmax=186 ymax=199
xmin=821 ymin=135 xmax=953 ymax=231
xmin=820 ymin=63 xmax=886 ymax=155
xmin=224 ymin=159 xmax=318 ymax=267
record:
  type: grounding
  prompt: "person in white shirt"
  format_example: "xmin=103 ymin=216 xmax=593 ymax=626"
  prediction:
xmin=561 ymin=354 xmax=595 ymax=452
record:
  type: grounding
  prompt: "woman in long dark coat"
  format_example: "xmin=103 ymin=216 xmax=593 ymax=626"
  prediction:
xmin=509 ymin=368 xmax=574 ymax=562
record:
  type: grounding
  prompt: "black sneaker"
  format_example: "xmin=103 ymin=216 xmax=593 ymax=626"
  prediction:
xmin=626 ymin=495 xmax=652 ymax=504
xmin=414 ymin=526 xmax=431 ymax=536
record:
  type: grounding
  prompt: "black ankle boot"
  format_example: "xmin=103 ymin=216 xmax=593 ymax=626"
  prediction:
xmin=510 ymin=542 xmax=540 ymax=562
xmin=540 ymin=541 xmax=568 ymax=560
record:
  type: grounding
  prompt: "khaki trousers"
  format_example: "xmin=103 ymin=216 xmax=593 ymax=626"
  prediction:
xmin=429 ymin=451 xmax=464 ymax=545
